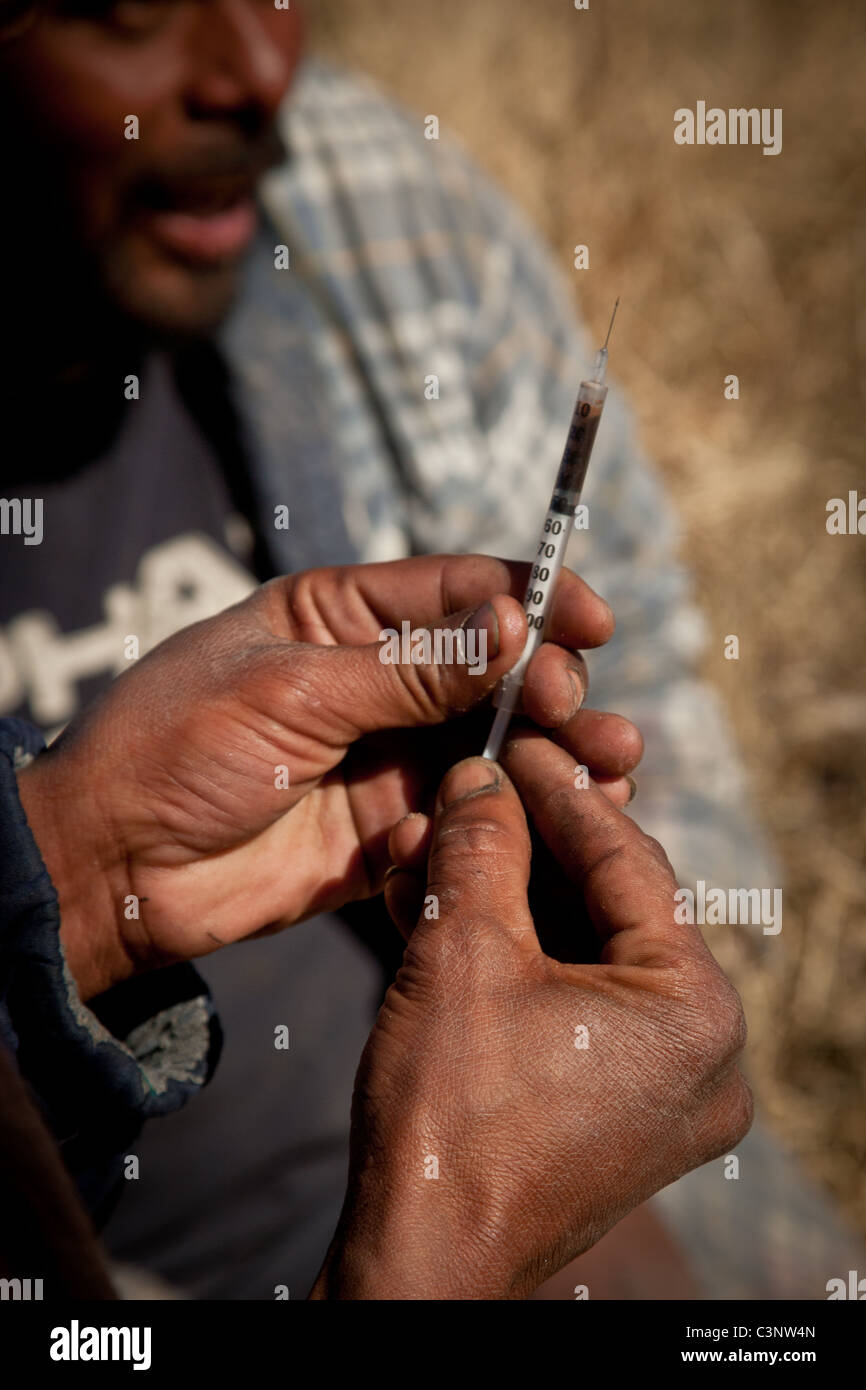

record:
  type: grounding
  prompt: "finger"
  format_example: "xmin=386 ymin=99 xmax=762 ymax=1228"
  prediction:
xmin=594 ymin=775 xmax=638 ymax=809
xmin=388 ymin=812 xmax=433 ymax=871
xmin=384 ymin=866 xmax=427 ymax=943
xmin=268 ymin=554 xmax=615 ymax=653
xmin=501 ymin=730 xmax=708 ymax=970
xmin=521 ymin=644 xmax=588 ymax=728
xmin=486 ymin=704 xmax=643 ymax=783
xmin=521 ymin=655 xmax=644 ymax=784
xmin=550 ymin=707 xmax=644 ymax=778
xmin=423 ymin=757 xmax=537 ymax=954
xmin=435 ymin=558 xmax=614 ymax=652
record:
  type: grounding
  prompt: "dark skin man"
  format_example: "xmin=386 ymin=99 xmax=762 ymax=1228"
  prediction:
xmin=0 ymin=0 xmax=751 ymax=1297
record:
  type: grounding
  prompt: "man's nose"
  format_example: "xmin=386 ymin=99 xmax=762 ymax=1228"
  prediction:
xmin=185 ymin=0 xmax=295 ymax=124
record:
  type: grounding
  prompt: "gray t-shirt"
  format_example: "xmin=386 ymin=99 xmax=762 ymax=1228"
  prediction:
xmin=0 ymin=352 xmax=260 ymax=735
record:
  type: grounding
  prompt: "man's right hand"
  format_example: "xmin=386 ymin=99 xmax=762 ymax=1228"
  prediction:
xmin=312 ymin=734 xmax=752 ymax=1300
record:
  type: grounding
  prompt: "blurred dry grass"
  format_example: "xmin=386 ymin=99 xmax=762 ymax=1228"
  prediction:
xmin=308 ymin=0 xmax=866 ymax=1235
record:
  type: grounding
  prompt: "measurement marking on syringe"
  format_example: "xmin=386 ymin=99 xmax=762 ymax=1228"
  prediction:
xmin=525 ymin=517 xmax=567 ymax=628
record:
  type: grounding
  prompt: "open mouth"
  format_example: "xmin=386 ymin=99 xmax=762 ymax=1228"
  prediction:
xmin=135 ymin=174 xmax=262 ymax=267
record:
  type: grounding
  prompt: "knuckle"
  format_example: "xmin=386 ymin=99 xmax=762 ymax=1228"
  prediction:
xmin=670 ymin=972 xmax=748 ymax=1079
xmin=333 ymin=566 xmax=373 ymax=629
xmin=584 ymin=834 xmax=633 ymax=890
xmin=721 ymin=1071 xmax=755 ymax=1149
xmin=706 ymin=979 xmax=749 ymax=1064
xmin=439 ymin=816 xmax=514 ymax=854
xmin=394 ymin=651 xmax=448 ymax=720
xmin=698 ymin=1071 xmax=755 ymax=1164
xmin=280 ymin=569 xmax=331 ymax=640
xmin=428 ymin=817 xmax=521 ymax=899
xmin=285 ymin=567 xmax=317 ymax=620
xmin=639 ymin=832 xmax=676 ymax=875
xmin=406 ymin=910 xmax=514 ymax=1009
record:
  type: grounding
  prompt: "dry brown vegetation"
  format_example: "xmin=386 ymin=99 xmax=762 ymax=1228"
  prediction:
xmin=309 ymin=0 xmax=866 ymax=1237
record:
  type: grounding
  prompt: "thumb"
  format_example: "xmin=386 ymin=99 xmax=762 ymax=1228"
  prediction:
xmin=284 ymin=596 xmax=533 ymax=742
xmin=421 ymin=757 xmax=537 ymax=956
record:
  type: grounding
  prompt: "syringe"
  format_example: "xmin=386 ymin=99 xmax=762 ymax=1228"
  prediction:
xmin=481 ymin=298 xmax=619 ymax=763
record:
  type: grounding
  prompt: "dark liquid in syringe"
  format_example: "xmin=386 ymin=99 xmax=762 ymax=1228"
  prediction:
xmin=550 ymin=397 xmax=604 ymax=514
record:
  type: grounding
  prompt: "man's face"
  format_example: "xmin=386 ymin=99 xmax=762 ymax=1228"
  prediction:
xmin=0 ymin=0 xmax=304 ymax=336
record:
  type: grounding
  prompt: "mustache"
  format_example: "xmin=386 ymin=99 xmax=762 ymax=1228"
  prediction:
xmin=134 ymin=124 xmax=288 ymax=199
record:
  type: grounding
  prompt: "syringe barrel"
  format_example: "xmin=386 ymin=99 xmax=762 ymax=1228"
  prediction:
xmin=491 ymin=500 xmax=572 ymax=712
xmin=550 ymin=378 xmax=607 ymax=513
xmin=490 ymin=374 xmax=608 ymax=718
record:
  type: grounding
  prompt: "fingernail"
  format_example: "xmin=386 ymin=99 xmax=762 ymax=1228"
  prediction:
xmin=567 ymin=663 xmax=586 ymax=717
xmin=438 ymin=756 xmax=501 ymax=809
xmin=626 ymin=776 xmax=637 ymax=804
xmin=461 ymin=600 xmax=500 ymax=659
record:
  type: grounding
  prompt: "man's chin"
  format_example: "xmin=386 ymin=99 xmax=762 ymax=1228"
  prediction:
xmin=102 ymin=245 xmax=244 ymax=341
